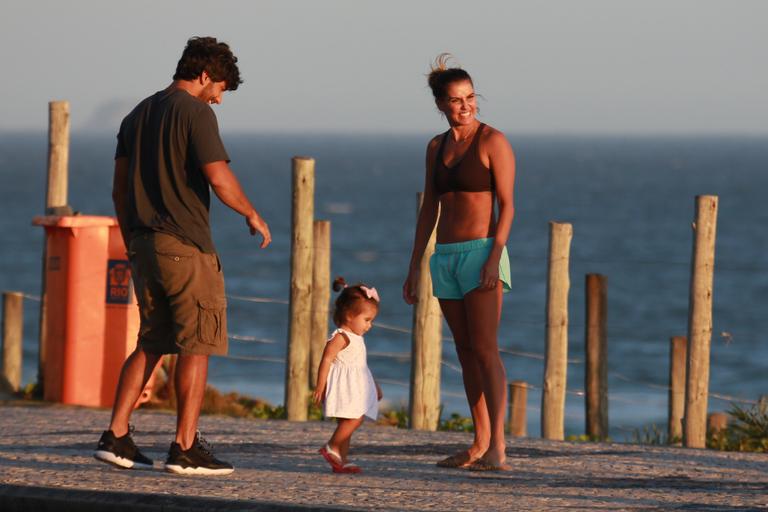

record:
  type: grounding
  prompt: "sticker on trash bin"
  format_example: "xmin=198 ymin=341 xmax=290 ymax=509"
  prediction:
xmin=106 ymin=260 xmax=133 ymax=304
xmin=48 ymin=256 xmax=61 ymax=271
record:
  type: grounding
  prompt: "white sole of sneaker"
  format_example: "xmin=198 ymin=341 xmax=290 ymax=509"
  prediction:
xmin=94 ymin=450 xmax=154 ymax=470
xmin=164 ymin=463 xmax=234 ymax=476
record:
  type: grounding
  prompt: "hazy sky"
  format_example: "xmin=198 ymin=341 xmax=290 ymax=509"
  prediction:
xmin=3 ymin=0 xmax=766 ymax=135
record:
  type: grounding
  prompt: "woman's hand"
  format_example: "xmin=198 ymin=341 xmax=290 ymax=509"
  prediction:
xmin=375 ymin=381 xmax=383 ymax=401
xmin=312 ymin=386 xmax=325 ymax=406
xmin=402 ymin=267 xmax=421 ymax=305
xmin=479 ymin=254 xmax=501 ymax=290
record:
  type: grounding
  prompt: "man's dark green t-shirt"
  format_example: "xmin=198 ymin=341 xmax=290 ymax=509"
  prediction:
xmin=115 ymin=88 xmax=229 ymax=253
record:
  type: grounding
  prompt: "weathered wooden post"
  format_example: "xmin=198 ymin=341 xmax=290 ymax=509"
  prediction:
xmin=409 ymin=192 xmax=442 ymax=430
xmin=707 ymin=412 xmax=728 ymax=434
xmin=541 ymin=221 xmax=572 ymax=440
xmin=38 ymin=100 xmax=71 ymax=393
xmin=683 ymin=195 xmax=718 ymax=448
xmin=309 ymin=220 xmax=331 ymax=389
xmin=668 ymin=335 xmax=687 ymax=444
xmin=46 ymin=101 xmax=70 ymax=212
xmin=285 ymin=156 xmax=315 ymax=421
xmin=508 ymin=381 xmax=527 ymax=437
xmin=2 ymin=292 xmax=24 ymax=393
xmin=585 ymin=273 xmax=608 ymax=441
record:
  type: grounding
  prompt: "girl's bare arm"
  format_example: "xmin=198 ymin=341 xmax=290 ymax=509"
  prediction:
xmin=312 ymin=332 xmax=350 ymax=405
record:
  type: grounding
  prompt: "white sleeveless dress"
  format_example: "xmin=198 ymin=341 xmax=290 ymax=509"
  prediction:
xmin=323 ymin=328 xmax=379 ymax=420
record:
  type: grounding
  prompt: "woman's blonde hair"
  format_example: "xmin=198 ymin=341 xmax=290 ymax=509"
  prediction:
xmin=427 ymin=53 xmax=473 ymax=101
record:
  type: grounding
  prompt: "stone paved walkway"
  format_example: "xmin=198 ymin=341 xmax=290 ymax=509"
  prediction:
xmin=1 ymin=402 xmax=767 ymax=511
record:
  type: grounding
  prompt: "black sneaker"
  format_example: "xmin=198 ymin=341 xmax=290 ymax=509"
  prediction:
xmin=164 ymin=432 xmax=234 ymax=476
xmin=93 ymin=426 xmax=154 ymax=470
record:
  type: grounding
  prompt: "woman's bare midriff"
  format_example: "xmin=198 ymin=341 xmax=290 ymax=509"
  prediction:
xmin=436 ymin=191 xmax=496 ymax=244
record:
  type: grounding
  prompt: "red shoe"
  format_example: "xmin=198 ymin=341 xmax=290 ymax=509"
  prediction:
xmin=333 ymin=462 xmax=362 ymax=474
xmin=319 ymin=445 xmax=343 ymax=471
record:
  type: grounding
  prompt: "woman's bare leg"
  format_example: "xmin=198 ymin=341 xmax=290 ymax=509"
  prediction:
xmin=440 ymin=298 xmax=490 ymax=462
xmin=464 ymin=282 xmax=508 ymax=467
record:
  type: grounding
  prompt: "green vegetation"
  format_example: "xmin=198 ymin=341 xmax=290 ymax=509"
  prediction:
xmin=375 ymin=407 xmax=477 ymax=432
xmin=628 ymin=397 xmax=768 ymax=453
xmin=20 ymin=381 xmax=42 ymax=400
xmin=143 ymin=386 xmax=288 ymax=419
xmin=438 ymin=412 xmax=475 ymax=432
xmin=377 ymin=407 xmax=409 ymax=428
xmin=147 ymin=387 xmax=477 ymax=429
xmin=629 ymin=423 xmax=669 ymax=446
xmin=182 ymin=391 xmax=477 ymax=432
xmin=566 ymin=434 xmax=613 ymax=443
xmin=707 ymin=397 xmax=768 ymax=452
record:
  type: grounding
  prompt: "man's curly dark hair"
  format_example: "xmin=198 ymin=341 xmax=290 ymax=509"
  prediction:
xmin=173 ymin=36 xmax=243 ymax=91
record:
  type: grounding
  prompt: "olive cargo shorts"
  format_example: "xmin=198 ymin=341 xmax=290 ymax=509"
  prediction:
xmin=128 ymin=232 xmax=228 ymax=356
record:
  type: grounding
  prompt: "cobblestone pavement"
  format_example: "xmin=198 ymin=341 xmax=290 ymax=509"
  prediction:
xmin=1 ymin=402 xmax=767 ymax=511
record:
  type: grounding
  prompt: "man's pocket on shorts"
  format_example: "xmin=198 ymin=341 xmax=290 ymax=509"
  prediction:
xmin=197 ymin=298 xmax=227 ymax=346
xmin=155 ymin=237 xmax=197 ymax=263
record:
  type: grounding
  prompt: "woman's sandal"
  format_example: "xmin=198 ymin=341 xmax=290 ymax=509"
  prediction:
xmin=436 ymin=451 xmax=478 ymax=469
xmin=467 ymin=459 xmax=512 ymax=472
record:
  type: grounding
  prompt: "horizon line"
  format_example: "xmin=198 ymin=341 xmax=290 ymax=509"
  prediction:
xmin=2 ymin=128 xmax=768 ymax=139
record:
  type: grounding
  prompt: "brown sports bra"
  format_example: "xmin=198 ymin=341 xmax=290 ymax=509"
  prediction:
xmin=433 ymin=123 xmax=494 ymax=195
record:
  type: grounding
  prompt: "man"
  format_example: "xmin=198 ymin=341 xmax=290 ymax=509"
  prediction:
xmin=94 ymin=36 xmax=271 ymax=476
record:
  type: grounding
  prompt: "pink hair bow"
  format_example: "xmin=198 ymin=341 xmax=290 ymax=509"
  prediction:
xmin=360 ymin=286 xmax=379 ymax=303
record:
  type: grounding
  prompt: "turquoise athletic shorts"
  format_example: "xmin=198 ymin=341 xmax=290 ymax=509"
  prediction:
xmin=429 ymin=238 xmax=512 ymax=299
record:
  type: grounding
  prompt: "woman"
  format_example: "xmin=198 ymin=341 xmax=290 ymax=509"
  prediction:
xmin=403 ymin=54 xmax=515 ymax=472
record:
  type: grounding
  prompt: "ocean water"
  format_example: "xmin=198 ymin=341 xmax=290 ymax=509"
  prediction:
xmin=1 ymin=132 xmax=767 ymax=439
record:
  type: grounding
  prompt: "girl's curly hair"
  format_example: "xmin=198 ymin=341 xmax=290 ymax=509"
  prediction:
xmin=332 ymin=276 xmax=379 ymax=327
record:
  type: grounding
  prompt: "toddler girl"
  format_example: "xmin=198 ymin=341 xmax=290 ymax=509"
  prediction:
xmin=313 ymin=277 xmax=383 ymax=474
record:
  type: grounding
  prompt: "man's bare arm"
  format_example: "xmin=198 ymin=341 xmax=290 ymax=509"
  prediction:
xmin=201 ymin=160 xmax=271 ymax=248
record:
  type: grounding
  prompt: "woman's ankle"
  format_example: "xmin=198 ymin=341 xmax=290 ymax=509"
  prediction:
xmin=485 ymin=444 xmax=507 ymax=460
xmin=467 ymin=444 xmax=488 ymax=458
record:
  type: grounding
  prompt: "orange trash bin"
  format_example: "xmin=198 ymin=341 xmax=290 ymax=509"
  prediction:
xmin=103 ymin=223 xmax=142 ymax=407
xmin=33 ymin=215 xmax=141 ymax=408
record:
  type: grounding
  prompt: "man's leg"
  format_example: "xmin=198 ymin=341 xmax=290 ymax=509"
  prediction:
xmin=95 ymin=345 xmax=160 ymax=469
xmin=109 ymin=347 xmax=162 ymax=436
xmin=164 ymin=352 xmax=233 ymax=475
xmin=174 ymin=353 xmax=209 ymax=450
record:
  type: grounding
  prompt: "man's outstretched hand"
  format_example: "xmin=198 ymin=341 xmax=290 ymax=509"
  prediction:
xmin=246 ymin=212 xmax=271 ymax=248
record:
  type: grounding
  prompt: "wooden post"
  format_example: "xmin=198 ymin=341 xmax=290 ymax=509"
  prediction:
xmin=508 ymin=381 xmax=527 ymax=437
xmin=683 ymin=195 xmax=718 ymax=448
xmin=585 ymin=274 xmax=608 ymax=441
xmin=2 ymin=292 xmax=24 ymax=393
xmin=707 ymin=412 xmax=728 ymax=434
xmin=668 ymin=336 xmax=687 ymax=444
xmin=285 ymin=157 xmax=315 ymax=421
xmin=309 ymin=220 xmax=331 ymax=389
xmin=409 ymin=193 xmax=442 ymax=430
xmin=38 ymin=100 xmax=71 ymax=393
xmin=46 ymin=101 xmax=70 ymax=212
xmin=541 ymin=221 xmax=572 ymax=440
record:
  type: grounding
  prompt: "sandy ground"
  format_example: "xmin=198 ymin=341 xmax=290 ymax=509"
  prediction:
xmin=1 ymin=402 xmax=767 ymax=511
